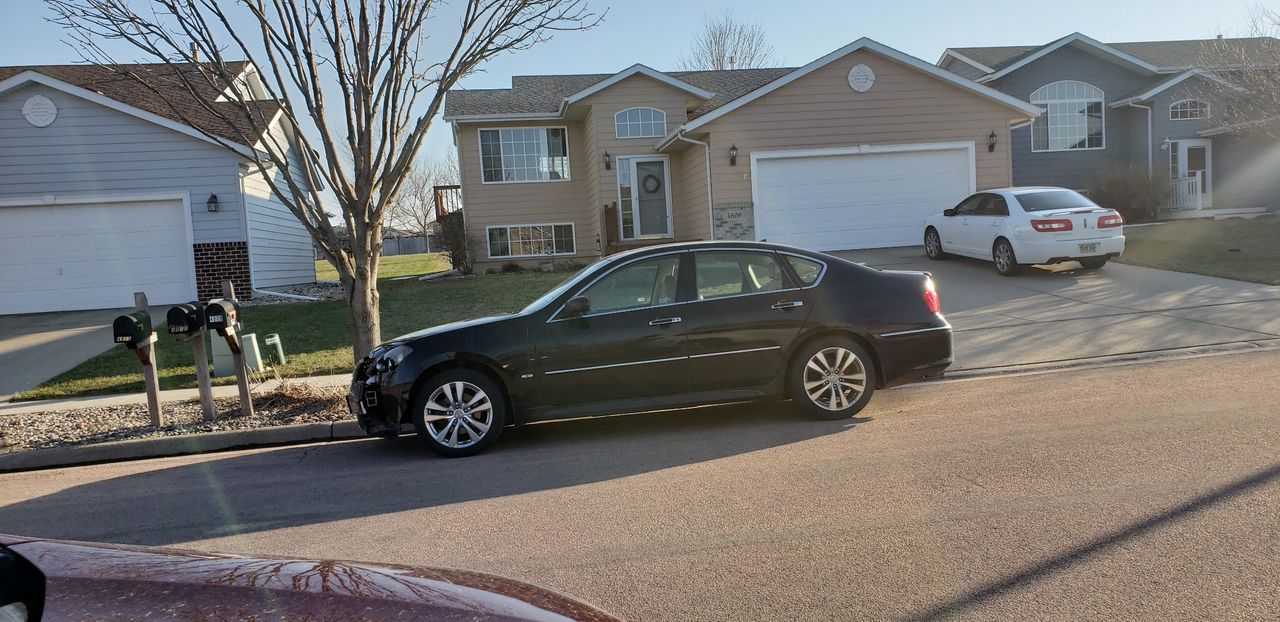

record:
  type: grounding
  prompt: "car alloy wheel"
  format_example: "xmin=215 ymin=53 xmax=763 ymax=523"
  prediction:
xmin=924 ymin=228 xmax=946 ymax=260
xmin=422 ymin=380 xmax=493 ymax=449
xmin=993 ymin=239 xmax=1019 ymax=276
xmin=803 ymin=346 xmax=868 ymax=411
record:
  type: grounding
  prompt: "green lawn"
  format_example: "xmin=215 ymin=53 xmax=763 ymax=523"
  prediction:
xmin=16 ymin=272 xmax=568 ymax=401
xmin=1117 ymin=217 xmax=1280 ymax=285
xmin=314 ymin=253 xmax=452 ymax=282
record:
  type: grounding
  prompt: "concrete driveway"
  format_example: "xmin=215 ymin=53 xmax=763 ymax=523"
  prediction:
xmin=833 ymin=247 xmax=1280 ymax=372
xmin=0 ymin=309 xmax=141 ymax=402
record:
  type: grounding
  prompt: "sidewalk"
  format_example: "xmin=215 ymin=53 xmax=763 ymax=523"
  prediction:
xmin=0 ymin=373 xmax=352 ymax=416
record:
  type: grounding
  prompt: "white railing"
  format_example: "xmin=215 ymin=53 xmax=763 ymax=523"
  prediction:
xmin=1165 ymin=171 xmax=1203 ymax=211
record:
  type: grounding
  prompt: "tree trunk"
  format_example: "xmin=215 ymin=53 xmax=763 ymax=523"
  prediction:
xmin=348 ymin=273 xmax=381 ymax=362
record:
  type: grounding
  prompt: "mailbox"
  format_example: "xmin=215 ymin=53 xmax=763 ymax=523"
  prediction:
xmin=205 ymin=298 xmax=241 ymax=353
xmin=167 ymin=303 xmax=205 ymax=340
xmin=113 ymin=310 xmax=155 ymax=365
xmin=113 ymin=311 xmax=152 ymax=347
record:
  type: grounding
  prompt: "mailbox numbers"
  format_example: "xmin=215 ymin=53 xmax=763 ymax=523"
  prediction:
xmin=208 ymin=314 xmax=225 ymax=323
xmin=116 ymin=335 xmax=131 ymax=343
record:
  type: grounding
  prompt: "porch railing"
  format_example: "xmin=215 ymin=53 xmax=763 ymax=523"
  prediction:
xmin=433 ymin=185 xmax=463 ymax=219
xmin=1164 ymin=172 xmax=1203 ymax=211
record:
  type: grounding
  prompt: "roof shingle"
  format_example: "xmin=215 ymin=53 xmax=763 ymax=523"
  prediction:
xmin=0 ymin=61 xmax=282 ymax=148
xmin=949 ymin=36 xmax=1280 ymax=73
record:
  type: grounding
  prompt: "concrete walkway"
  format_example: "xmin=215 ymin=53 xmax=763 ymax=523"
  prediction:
xmin=0 ymin=308 xmax=156 ymax=403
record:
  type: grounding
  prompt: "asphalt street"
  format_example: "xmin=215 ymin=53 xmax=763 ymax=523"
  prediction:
xmin=1 ymin=351 xmax=1277 ymax=621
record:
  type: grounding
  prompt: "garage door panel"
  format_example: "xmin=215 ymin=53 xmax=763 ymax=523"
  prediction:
xmin=0 ymin=199 xmax=195 ymax=314
xmin=753 ymin=147 xmax=972 ymax=251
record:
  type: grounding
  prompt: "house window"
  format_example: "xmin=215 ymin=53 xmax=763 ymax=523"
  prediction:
xmin=1030 ymin=80 xmax=1104 ymax=152
xmin=479 ymin=127 xmax=569 ymax=183
xmin=614 ymin=107 xmax=667 ymax=139
xmin=1170 ymin=99 xmax=1210 ymax=120
xmin=486 ymin=224 xmax=575 ymax=258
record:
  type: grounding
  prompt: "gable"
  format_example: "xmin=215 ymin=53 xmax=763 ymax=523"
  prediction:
xmin=988 ymin=44 xmax=1154 ymax=102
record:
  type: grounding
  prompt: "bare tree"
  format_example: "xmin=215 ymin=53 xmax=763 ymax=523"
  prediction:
xmin=676 ymin=9 xmax=775 ymax=71
xmin=47 ymin=0 xmax=599 ymax=360
xmin=387 ymin=153 xmax=458 ymax=243
xmin=1197 ymin=7 xmax=1280 ymax=135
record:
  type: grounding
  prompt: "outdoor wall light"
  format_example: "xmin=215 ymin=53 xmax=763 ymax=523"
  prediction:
xmin=987 ymin=131 xmax=998 ymax=152
xmin=1160 ymin=139 xmax=1171 ymax=151
xmin=729 ymin=143 xmax=739 ymax=166
xmin=603 ymin=151 xmax=612 ymax=170
xmin=206 ymin=193 xmax=220 ymax=212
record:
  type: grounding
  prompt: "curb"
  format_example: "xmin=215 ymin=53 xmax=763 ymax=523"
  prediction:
xmin=0 ymin=419 xmax=367 ymax=473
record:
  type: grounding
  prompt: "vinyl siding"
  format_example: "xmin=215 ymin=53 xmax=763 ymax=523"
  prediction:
xmin=675 ymin=146 xmax=710 ymax=241
xmin=987 ymin=45 xmax=1151 ymax=189
xmin=243 ymin=117 xmax=315 ymax=287
xmin=455 ymin=120 xmax=593 ymax=271
xmin=0 ymin=83 xmax=247 ymax=243
xmin=699 ymin=48 xmax=1022 ymax=205
xmin=578 ymin=75 xmax=692 ymax=243
xmin=1211 ymin=134 xmax=1280 ymax=210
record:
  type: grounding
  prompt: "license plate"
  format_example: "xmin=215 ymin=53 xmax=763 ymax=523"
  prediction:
xmin=1078 ymin=243 xmax=1099 ymax=254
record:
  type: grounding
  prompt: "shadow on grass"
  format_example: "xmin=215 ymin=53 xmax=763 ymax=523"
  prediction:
xmin=0 ymin=402 xmax=867 ymax=546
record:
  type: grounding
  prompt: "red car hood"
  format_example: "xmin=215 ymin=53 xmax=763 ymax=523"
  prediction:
xmin=2 ymin=535 xmax=618 ymax=621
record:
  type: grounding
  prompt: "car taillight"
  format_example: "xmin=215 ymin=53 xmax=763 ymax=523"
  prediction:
xmin=1098 ymin=214 xmax=1124 ymax=228
xmin=1030 ymin=218 xmax=1073 ymax=232
xmin=923 ymin=283 xmax=940 ymax=314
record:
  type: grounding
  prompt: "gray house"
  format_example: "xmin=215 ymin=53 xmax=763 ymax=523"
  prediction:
xmin=938 ymin=33 xmax=1280 ymax=216
xmin=0 ymin=62 xmax=315 ymax=315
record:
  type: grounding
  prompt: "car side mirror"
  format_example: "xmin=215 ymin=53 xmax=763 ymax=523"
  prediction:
xmin=943 ymin=208 xmax=957 ymax=217
xmin=562 ymin=296 xmax=590 ymax=318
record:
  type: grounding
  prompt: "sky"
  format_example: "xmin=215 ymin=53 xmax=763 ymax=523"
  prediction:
xmin=0 ymin=0 xmax=1269 ymax=165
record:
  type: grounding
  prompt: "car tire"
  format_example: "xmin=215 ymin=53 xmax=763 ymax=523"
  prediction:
xmin=1078 ymin=257 xmax=1108 ymax=270
xmin=924 ymin=227 xmax=948 ymax=260
xmin=789 ymin=337 xmax=877 ymax=421
xmin=411 ymin=368 xmax=506 ymax=458
xmin=993 ymin=238 xmax=1021 ymax=276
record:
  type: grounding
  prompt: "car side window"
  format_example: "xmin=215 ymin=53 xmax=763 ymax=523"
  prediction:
xmin=580 ymin=255 xmax=681 ymax=314
xmin=982 ymin=195 xmax=1009 ymax=216
xmin=784 ymin=256 xmax=823 ymax=286
xmin=695 ymin=252 xmax=787 ymax=301
xmin=953 ymin=194 xmax=985 ymax=216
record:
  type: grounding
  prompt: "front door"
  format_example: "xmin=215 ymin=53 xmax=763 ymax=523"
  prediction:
xmin=681 ymin=250 xmax=811 ymax=393
xmin=1172 ymin=139 xmax=1213 ymax=208
xmin=618 ymin=156 xmax=673 ymax=239
xmin=530 ymin=252 xmax=689 ymax=415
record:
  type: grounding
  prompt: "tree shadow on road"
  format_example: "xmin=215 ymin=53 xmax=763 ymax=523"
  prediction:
xmin=0 ymin=403 xmax=869 ymax=546
xmin=905 ymin=461 xmax=1280 ymax=621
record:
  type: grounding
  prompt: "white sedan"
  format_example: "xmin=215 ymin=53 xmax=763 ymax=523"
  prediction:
xmin=922 ymin=187 xmax=1125 ymax=276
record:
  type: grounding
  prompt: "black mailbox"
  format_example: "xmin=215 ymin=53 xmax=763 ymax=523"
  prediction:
xmin=113 ymin=311 xmax=152 ymax=347
xmin=205 ymin=298 xmax=241 ymax=353
xmin=167 ymin=303 xmax=205 ymax=339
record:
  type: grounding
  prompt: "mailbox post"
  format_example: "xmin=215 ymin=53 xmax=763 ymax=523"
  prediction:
xmin=207 ymin=280 xmax=254 ymax=417
xmin=168 ymin=302 xmax=216 ymax=421
xmin=114 ymin=292 xmax=163 ymax=426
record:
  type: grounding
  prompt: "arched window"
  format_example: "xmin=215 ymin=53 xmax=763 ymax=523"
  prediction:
xmin=614 ymin=107 xmax=666 ymax=139
xmin=1170 ymin=99 xmax=1210 ymax=120
xmin=1030 ymin=80 xmax=1104 ymax=152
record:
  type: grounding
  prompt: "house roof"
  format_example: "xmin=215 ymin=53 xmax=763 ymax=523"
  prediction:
xmin=0 ymin=62 xmax=282 ymax=149
xmin=1109 ymin=69 xmax=1243 ymax=106
xmin=443 ymin=67 xmax=793 ymax=120
xmin=947 ymin=36 xmax=1280 ymax=75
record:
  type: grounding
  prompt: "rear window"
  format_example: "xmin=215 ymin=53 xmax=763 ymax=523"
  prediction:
xmin=1016 ymin=190 xmax=1099 ymax=212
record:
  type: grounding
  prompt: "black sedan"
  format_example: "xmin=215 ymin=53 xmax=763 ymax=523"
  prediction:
xmin=351 ymin=241 xmax=952 ymax=457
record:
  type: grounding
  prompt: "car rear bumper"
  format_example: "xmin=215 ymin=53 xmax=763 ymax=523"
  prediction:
xmin=875 ymin=322 xmax=953 ymax=388
xmin=1012 ymin=234 xmax=1125 ymax=264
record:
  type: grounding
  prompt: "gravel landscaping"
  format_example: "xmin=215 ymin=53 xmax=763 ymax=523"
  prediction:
xmin=0 ymin=383 xmax=352 ymax=453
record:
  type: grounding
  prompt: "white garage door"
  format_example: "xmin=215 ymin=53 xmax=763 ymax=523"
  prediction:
xmin=0 ymin=198 xmax=195 ymax=314
xmin=753 ymin=145 xmax=974 ymax=251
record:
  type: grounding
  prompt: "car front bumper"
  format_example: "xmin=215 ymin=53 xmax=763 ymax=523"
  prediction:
xmin=350 ymin=372 xmax=404 ymax=437
xmin=1012 ymin=234 xmax=1125 ymax=265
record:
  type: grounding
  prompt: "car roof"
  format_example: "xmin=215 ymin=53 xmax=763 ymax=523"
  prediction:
xmin=984 ymin=186 xmax=1079 ymax=195
xmin=608 ymin=239 xmax=819 ymax=261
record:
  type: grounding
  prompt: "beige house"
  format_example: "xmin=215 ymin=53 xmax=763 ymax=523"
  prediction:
xmin=444 ymin=38 xmax=1041 ymax=271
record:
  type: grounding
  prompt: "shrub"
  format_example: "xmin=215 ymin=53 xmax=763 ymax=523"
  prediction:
xmin=500 ymin=261 xmax=522 ymax=273
xmin=1087 ymin=165 xmax=1170 ymax=224
xmin=438 ymin=212 xmax=472 ymax=273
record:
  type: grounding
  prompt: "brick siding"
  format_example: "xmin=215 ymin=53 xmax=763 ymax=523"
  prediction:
xmin=193 ymin=242 xmax=253 ymax=301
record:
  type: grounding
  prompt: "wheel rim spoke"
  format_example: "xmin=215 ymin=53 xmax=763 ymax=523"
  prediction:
xmin=805 ymin=347 xmax=866 ymax=412
xmin=425 ymin=381 xmax=492 ymax=449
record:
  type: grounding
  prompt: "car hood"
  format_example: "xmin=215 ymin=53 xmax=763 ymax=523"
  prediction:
xmin=4 ymin=535 xmax=618 ymax=621
xmin=390 ymin=313 xmax=520 ymax=344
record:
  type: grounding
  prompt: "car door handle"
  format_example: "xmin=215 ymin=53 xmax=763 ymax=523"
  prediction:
xmin=649 ymin=317 xmax=682 ymax=326
xmin=991 ymin=219 xmax=1002 ymax=226
xmin=771 ymin=301 xmax=804 ymax=310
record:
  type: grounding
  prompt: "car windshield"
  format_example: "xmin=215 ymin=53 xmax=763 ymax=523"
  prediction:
xmin=1017 ymin=190 xmax=1100 ymax=212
